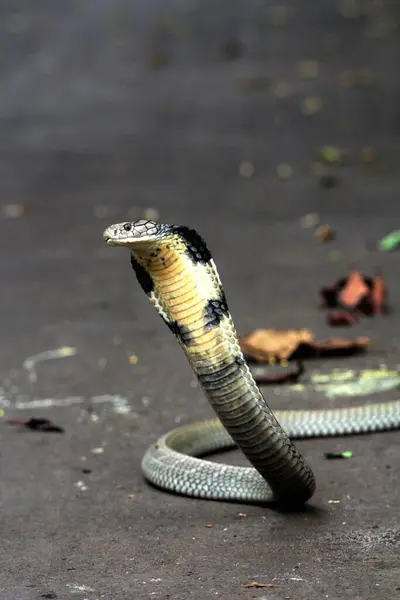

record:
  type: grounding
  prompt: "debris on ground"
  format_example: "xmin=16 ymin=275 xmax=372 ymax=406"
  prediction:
xmin=339 ymin=270 xmax=369 ymax=308
xmin=378 ymin=230 xmax=400 ymax=252
xmin=301 ymin=95 xmax=323 ymax=116
xmin=317 ymin=146 xmax=351 ymax=165
xmin=371 ymin=273 xmax=387 ymax=315
xmin=241 ymin=582 xmax=281 ymax=588
xmin=319 ymin=172 xmax=339 ymax=188
xmin=6 ymin=417 xmax=64 ymax=433
xmin=361 ymin=146 xmax=378 ymax=169
xmin=297 ymin=59 xmax=319 ymax=80
xmin=320 ymin=270 xmax=388 ymax=322
xmin=236 ymin=74 xmax=270 ymax=92
xmin=273 ymin=80 xmax=293 ymax=98
xmin=238 ymin=161 xmax=255 ymax=178
xmin=240 ymin=328 xmax=370 ymax=363
xmin=315 ymin=224 xmax=336 ymax=243
xmin=220 ymin=38 xmax=243 ymax=61
xmin=250 ymin=361 xmax=304 ymax=384
xmin=276 ymin=162 xmax=293 ymax=180
xmin=327 ymin=311 xmax=357 ymax=326
xmin=339 ymin=69 xmax=375 ymax=89
xmin=328 ymin=250 xmax=342 ymax=263
xmin=300 ymin=212 xmax=320 ymax=228
xmin=2 ymin=203 xmax=26 ymax=218
xmin=325 ymin=451 xmax=353 ymax=460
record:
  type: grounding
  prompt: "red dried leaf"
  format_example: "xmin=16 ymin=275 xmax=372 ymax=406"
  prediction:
xmin=372 ymin=273 xmax=387 ymax=315
xmin=339 ymin=270 xmax=369 ymax=308
xmin=321 ymin=271 xmax=388 ymax=319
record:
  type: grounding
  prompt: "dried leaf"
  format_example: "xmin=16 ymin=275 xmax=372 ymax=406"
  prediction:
xmin=240 ymin=329 xmax=370 ymax=363
xmin=240 ymin=328 xmax=313 ymax=362
xmin=339 ymin=270 xmax=369 ymax=308
xmin=321 ymin=271 xmax=388 ymax=318
xmin=311 ymin=337 xmax=370 ymax=354
xmin=315 ymin=224 xmax=336 ymax=242
xmin=372 ymin=274 xmax=387 ymax=315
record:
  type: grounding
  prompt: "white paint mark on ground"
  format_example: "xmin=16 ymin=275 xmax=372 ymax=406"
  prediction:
xmin=23 ymin=346 xmax=77 ymax=382
xmin=66 ymin=583 xmax=95 ymax=593
xmin=0 ymin=348 xmax=135 ymax=416
xmin=0 ymin=394 xmax=133 ymax=414
xmin=92 ymin=394 xmax=132 ymax=414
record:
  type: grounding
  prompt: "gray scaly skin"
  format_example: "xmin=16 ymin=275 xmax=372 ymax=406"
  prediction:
xmin=103 ymin=220 xmax=400 ymax=506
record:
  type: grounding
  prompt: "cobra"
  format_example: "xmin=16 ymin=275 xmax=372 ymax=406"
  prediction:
xmin=103 ymin=220 xmax=400 ymax=506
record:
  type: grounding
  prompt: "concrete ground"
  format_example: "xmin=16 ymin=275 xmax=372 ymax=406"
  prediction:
xmin=0 ymin=1 xmax=399 ymax=599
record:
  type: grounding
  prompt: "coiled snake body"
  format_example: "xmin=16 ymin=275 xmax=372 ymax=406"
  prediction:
xmin=103 ymin=220 xmax=400 ymax=506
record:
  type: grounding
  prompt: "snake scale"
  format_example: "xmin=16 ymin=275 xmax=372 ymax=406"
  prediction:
xmin=103 ymin=220 xmax=400 ymax=506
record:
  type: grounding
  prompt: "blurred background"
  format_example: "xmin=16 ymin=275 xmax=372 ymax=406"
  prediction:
xmin=1 ymin=0 xmax=399 ymax=227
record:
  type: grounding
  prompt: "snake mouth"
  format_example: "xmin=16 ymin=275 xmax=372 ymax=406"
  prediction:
xmin=103 ymin=224 xmax=155 ymax=248
xmin=103 ymin=234 xmax=120 ymax=247
xmin=103 ymin=234 xmax=152 ymax=247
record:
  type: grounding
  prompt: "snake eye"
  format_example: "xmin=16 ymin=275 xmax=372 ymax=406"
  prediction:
xmin=123 ymin=223 xmax=132 ymax=231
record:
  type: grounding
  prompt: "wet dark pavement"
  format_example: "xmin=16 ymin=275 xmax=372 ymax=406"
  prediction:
xmin=0 ymin=2 xmax=400 ymax=599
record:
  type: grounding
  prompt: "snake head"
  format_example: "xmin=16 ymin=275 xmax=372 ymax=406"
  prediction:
xmin=103 ymin=220 xmax=163 ymax=247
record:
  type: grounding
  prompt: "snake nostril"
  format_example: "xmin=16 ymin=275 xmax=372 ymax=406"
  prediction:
xmin=123 ymin=222 xmax=132 ymax=232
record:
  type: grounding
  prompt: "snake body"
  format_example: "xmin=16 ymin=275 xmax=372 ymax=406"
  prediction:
xmin=103 ymin=220 xmax=400 ymax=506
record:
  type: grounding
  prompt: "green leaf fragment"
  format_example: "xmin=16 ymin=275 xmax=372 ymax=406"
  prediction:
xmin=378 ymin=230 xmax=400 ymax=252
xmin=325 ymin=451 xmax=353 ymax=459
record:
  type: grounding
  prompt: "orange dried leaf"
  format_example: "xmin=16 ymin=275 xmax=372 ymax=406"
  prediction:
xmin=240 ymin=329 xmax=370 ymax=362
xmin=240 ymin=328 xmax=313 ymax=362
